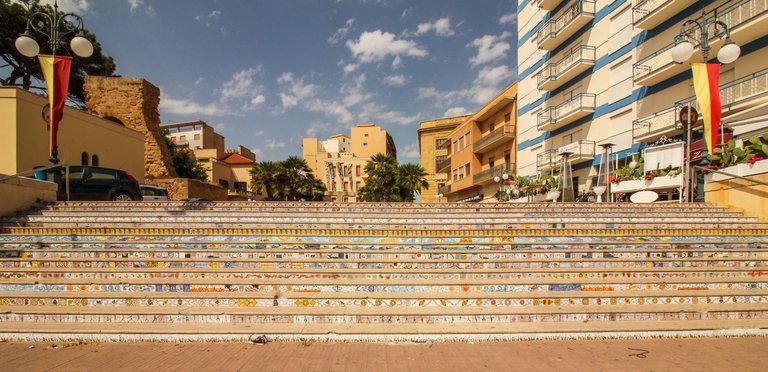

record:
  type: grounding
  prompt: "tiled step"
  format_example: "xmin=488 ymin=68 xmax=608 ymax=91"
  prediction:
xmin=0 ymin=319 xmax=766 ymax=339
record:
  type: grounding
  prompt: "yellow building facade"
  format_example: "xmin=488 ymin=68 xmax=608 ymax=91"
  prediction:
xmin=422 ymin=83 xmax=518 ymax=203
xmin=0 ymin=87 xmax=145 ymax=181
xmin=160 ymin=121 xmax=262 ymax=199
xmin=303 ymin=124 xmax=396 ymax=202
xmin=417 ymin=116 xmax=469 ymax=203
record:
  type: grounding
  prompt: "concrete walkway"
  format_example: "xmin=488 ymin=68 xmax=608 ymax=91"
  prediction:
xmin=0 ymin=336 xmax=766 ymax=371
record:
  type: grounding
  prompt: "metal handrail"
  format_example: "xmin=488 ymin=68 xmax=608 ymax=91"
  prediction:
xmin=694 ymin=165 xmax=768 ymax=187
xmin=474 ymin=124 xmax=515 ymax=151
xmin=537 ymin=0 xmax=596 ymax=46
xmin=537 ymin=45 xmax=596 ymax=87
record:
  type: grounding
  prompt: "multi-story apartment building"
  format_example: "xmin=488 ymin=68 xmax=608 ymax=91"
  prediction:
xmin=422 ymin=83 xmax=518 ymax=203
xmin=161 ymin=120 xmax=261 ymax=199
xmin=303 ymin=124 xmax=397 ymax=202
xmin=516 ymin=0 xmax=768 ymax=195
xmin=417 ymin=115 xmax=469 ymax=203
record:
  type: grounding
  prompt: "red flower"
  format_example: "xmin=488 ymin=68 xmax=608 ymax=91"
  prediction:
xmin=747 ymin=156 xmax=765 ymax=164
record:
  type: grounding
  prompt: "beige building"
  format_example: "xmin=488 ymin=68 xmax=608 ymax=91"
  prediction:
xmin=417 ymin=116 xmax=469 ymax=203
xmin=303 ymin=124 xmax=396 ymax=202
xmin=160 ymin=121 xmax=262 ymax=199
xmin=516 ymin=0 xmax=768 ymax=195
xmin=422 ymin=83 xmax=518 ymax=203
xmin=0 ymin=87 xmax=145 ymax=181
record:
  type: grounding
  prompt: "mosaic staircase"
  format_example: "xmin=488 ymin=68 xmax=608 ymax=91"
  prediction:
xmin=0 ymin=201 xmax=767 ymax=341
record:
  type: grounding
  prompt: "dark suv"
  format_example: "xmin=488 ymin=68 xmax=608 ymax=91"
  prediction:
xmin=41 ymin=166 xmax=143 ymax=201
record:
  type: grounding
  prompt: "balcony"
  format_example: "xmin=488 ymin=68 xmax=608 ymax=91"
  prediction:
xmin=473 ymin=164 xmax=509 ymax=185
xmin=536 ymin=149 xmax=560 ymax=171
xmin=473 ymin=124 xmax=515 ymax=154
xmin=537 ymin=0 xmax=563 ymax=11
xmin=438 ymin=184 xmax=451 ymax=195
xmin=558 ymin=140 xmax=596 ymax=165
xmin=632 ymin=107 xmax=680 ymax=143
xmin=632 ymin=0 xmax=697 ymax=30
xmin=537 ymin=45 xmax=596 ymax=91
xmin=537 ymin=0 xmax=595 ymax=51
xmin=436 ymin=157 xmax=452 ymax=173
xmin=537 ymin=93 xmax=596 ymax=132
xmin=633 ymin=68 xmax=768 ymax=143
xmin=634 ymin=0 xmax=768 ymax=86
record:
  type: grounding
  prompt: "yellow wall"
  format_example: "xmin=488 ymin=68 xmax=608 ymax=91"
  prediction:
xmin=417 ymin=116 xmax=467 ymax=202
xmin=0 ymin=177 xmax=58 ymax=217
xmin=706 ymin=173 xmax=768 ymax=221
xmin=1 ymin=88 xmax=145 ymax=182
xmin=351 ymin=124 xmax=396 ymax=158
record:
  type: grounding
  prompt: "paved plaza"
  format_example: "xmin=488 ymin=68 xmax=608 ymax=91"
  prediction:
xmin=0 ymin=336 xmax=766 ymax=371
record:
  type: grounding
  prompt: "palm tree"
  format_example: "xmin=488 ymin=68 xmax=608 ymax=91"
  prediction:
xmin=360 ymin=153 xmax=398 ymax=201
xmin=298 ymin=174 xmax=327 ymax=201
xmin=249 ymin=161 xmax=283 ymax=200
xmin=396 ymin=163 xmax=429 ymax=202
xmin=281 ymin=156 xmax=312 ymax=201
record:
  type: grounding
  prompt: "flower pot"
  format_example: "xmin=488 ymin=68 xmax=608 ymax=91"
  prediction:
xmin=646 ymin=174 xmax=683 ymax=190
xmin=611 ymin=179 xmax=645 ymax=193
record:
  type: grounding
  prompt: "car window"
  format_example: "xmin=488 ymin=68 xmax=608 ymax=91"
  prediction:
xmin=68 ymin=168 xmax=85 ymax=180
xmin=90 ymin=169 xmax=117 ymax=180
xmin=141 ymin=188 xmax=156 ymax=196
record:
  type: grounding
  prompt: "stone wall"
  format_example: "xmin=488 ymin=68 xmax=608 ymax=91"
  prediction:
xmin=83 ymin=77 xmax=176 ymax=179
xmin=146 ymin=178 xmax=229 ymax=201
xmin=0 ymin=177 xmax=57 ymax=217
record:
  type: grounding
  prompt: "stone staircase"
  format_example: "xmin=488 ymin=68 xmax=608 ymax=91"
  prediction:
xmin=0 ymin=201 xmax=767 ymax=341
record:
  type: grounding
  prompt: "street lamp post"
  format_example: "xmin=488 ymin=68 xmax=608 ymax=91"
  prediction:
xmin=493 ymin=171 xmax=510 ymax=202
xmin=14 ymin=0 xmax=94 ymax=164
xmin=670 ymin=8 xmax=740 ymax=203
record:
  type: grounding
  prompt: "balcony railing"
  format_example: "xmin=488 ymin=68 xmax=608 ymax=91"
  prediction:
xmin=537 ymin=0 xmax=563 ymax=11
xmin=438 ymin=184 xmax=451 ymax=195
xmin=634 ymin=0 xmax=768 ymax=86
xmin=632 ymin=0 xmax=697 ymax=29
xmin=537 ymin=45 xmax=596 ymax=91
xmin=632 ymin=107 xmax=679 ymax=143
xmin=537 ymin=93 xmax=596 ymax=132
xmin=536 ymin=0 xmax=595 ymax=50
xmin=536 ymin=149 xmax=560 ymax=171
xmin=436 ymin=157 xmax=452 ymax=173
xmin=473 ymin=164 xmax=509 ymax=185
xmin=557 ymin=140 xmax=596 ymax=165
xmin=633 ymin=68 xmax=768 ymax=142
xmin=473 ymin=124 xmax=515 ymax=154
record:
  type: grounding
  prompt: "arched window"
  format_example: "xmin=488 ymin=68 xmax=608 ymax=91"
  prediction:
xmin=81 ymin=152 xmax=89 ymax=165
xmin=91 ymin=154 xmax=99 ymax=166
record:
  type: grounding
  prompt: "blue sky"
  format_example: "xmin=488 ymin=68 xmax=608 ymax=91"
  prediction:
xmin=45 ymin=0 xmax=518 ymax=163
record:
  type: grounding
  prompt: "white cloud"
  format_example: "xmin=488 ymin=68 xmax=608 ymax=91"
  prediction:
xmin=126 ymin=0 xmax=154 ymax=16
xmin=401 ymin=7 xmax=413 ymax=18
xmin=359 ymin=102 xmax=420 ymax=126
xmin=251 ymin=148 xmax=264 ymax=159
xmin=306 ymin=99 xmax=355 ymax=124
xmin=499 ymin=12 xmax=517 ymax=25
xmin=219 ymin=67 xmax=266 ymax=111
xmin=346 ymin=30 xmax=428 ymax=63
xmin=160 ymin=93 xmax=229 ymax=117
xmin=194 ymin=77 xmax=204 ymax=86
xmin=343 ymin=63 xmax=359 ymax=75
xmin=468 ymin=32 xmax=511 ymax=67
xmin=383 ymin=74 xmax=409 ymax=86
xmin=264 ymin=139 xmax=286 ymax=149
xmin=444 ymin=107 xmax=471 ymax=117
xmin=340 ymin=73 xmax=371 ymax=108
xmin=195 ymin=10 xmax=222 ymax=27
xmin=391 ymin=56 xmax=403 ymax=70
xmin=471 ymin=65 xmax=515 ymax=104
xmin=277 ymin=73 xmax=319 ymax=109
xmin=305 ymin=121 xmax=333 ymax=137
xmin=38 ymin=0 xmax=90 ymax=13
xmin=328 ymin=19 xmax=355 ymax=45
xmin=399 ymin=142 xmax=420 ymax=158
xmin=414 ymin=17 xmax=455 ymax=37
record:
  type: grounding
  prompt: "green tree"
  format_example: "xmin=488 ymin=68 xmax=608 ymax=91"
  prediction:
xmin=396 ymin=162 xmax=429 ymax=202
xmin=249 ymin=161 xmax=283 ymax=200
xmin=1 ymin=0 xmax=118 ymax=108
xmin=297 ymin=173 xmax=327 ymax=201
xmin=160 ymin=129 xmax=207 ymax=181
xmin=280 ymin=156 xmax=312 ymax=201
xmin=358 ymin=153 xmax=398 ymax=202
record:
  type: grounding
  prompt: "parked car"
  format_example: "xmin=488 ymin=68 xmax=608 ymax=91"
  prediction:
xmin=140 ymin=185 xmax=169 ymax=201
xmin=42 ymin=165 xmax=142 ymax=201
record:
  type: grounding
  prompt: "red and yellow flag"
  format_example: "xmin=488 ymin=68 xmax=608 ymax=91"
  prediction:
xmin=691 ymin=63 xmax=721 ymax=155
xmin=38 ymin=55 xmax=72 ymax=160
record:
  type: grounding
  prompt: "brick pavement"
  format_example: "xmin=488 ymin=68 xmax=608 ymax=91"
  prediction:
xmin=0 ymin=336 xmax=766 ymax=371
